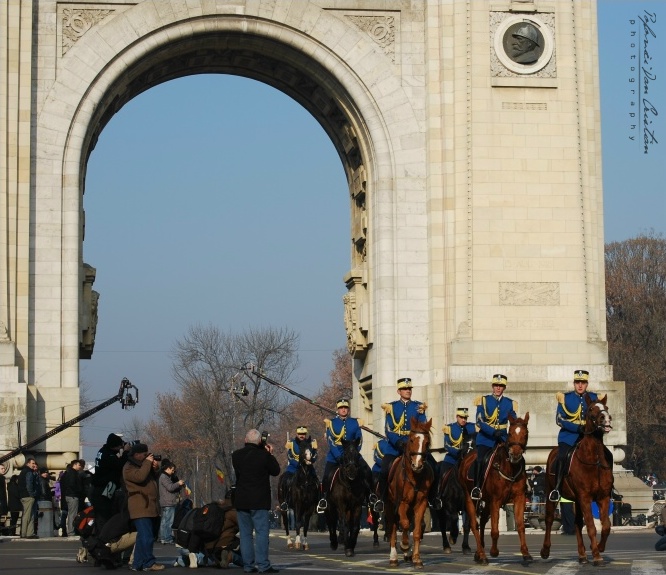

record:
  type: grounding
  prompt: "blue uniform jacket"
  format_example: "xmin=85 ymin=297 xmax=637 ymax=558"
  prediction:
xmin=382 ymin=399 xmax=427 ymax=457
xmin=442 ymin=421 xmax=476 ymax=466
xmin=475 ymin=394 xmax=517 ymax=448
xmin=285 ymin=437 xmax=318 ymax=474
xmin=372 ymin=438 xmax=390 ymax=474
xmin=324 ymin=416 xmax=362 ymax=464
xmin=556 ymin=390 xmax=602 ymax=446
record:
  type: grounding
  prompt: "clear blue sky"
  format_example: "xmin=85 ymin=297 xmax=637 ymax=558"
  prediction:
xmin=79 ymin=1 xmax=665 ymax=460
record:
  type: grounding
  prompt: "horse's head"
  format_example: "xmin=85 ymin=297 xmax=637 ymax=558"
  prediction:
xmin=506 ymin=412 xmax=529 ymax=464
xmin=406 ymin=417 xmax=432 ymax=473
xmin=585 ymin=395 xmax=612 ymax=435
xmin=295 ymin=436 xmax=315 ymax=467
xmin=340 ymin=438 xmax=361 ymax=481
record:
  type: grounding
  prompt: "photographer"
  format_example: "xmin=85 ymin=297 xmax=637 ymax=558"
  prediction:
xmin=232 ymin=429 xmax=280 ymax=574
xmin=122 ymin=442 xmax=164 ymax=571
xmin=92 ymin=433 xmax=130 ymax=532
xmin=158 ymin=459 xmax=184 ymax=544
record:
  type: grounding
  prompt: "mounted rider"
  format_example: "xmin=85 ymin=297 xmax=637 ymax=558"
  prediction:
xmin=441 ymin=407 xmax=476 ymax=476
xmin=280 ymin=425 xmax=319 ymax=511
xmin=548 ymin=369 xmax=612 ymax=502
xmin=376 ymin=377 xmax=438 ymax=512
xmin=471 ymin=374 xmax=517 ymax=500
xmin=316 ymin=398 xmax=373 ymax=513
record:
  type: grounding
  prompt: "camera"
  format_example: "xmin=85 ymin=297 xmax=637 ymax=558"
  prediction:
xmin=260 ymin=431 xmax=270 ymax=447
xmin=131 ymin=439 xmax=141 ymax=446
xmin=152 ymin=454 xmax=162 ymax=462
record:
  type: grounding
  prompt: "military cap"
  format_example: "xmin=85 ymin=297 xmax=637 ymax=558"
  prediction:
xmin=455 ymin=407 xmax=469 ymax=417
xmin=573 ymin=369 xmax=589 ymax=382
xmin=397 ymin=377 xmax=413 ymax=389
xmin=296 ymin=426 xmax=308 ymax=434
xmin=336 ymin=398 xmax=350 ymax=409
xmin=492 ymin=374 xmax=508 ymax=387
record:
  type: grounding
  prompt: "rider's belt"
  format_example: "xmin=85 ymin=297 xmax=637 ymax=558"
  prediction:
xmin=395 ymin=430 xmax=410 ymax=436
xmin=493 ymin=424 xmax=508 ymax=429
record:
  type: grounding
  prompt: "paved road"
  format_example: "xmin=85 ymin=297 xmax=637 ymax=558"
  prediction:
xmin=1 ymin=528 xmax=664 ymax=574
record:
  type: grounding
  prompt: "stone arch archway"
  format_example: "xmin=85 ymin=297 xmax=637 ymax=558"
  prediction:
xmin=34 ymin=4 xmax=420 ymax=433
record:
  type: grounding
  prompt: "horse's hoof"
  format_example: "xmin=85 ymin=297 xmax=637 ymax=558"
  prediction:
xmin=345 ymin=549 xmax=354 ymax=557
xmin=593 ymin=559 xmax=604 ymax=567
xmin=579 ymin=557 xmax=589 ymax=564
xmin=522 ymin=554 xmax=533 ymax=563
xmin=373 ymin=541 xmax=379 ymax=548
xmin=414 ymin=560 xmax=424 ymax=569
xmin=540 ymin=549 xmax=550 ymax=560
xmin=443 ymin=547 xmax=452 ymax=554
xmin=287 ymin=542 xmax=294 ymax=549
xmin=463 ymin=547 xmax=472 ymax=555
xmin=490 ymin=550 xmax=499 ymax=558
xmin=451 ymin=536 xmax=457 ymax=545
xmin=389 ymin=560 xmax=399 ymax=567
xmin=330 ymin=542 xmax=338 ymax=551
xmin=295 ymin=542 xmax=301 ymax=550
xmin=303 ymin=543 xmax=309 ymax=551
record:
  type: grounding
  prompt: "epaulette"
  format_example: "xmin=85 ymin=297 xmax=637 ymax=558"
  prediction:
xmin=417 ymin=402 xmax=427 ymax=414
xmin=474 ymin=396 xmax=482 ymax=406
xmin=311 ymin=439 xmax=318 ymax=449
xmin=324 ymin=418 xmax=331 ymax=426
xmin=381 ymin=403 xmax=392 ymax=414
xmin=358 ymin=419 xmax=364 ymax=427
xmin=442 ymin=424 xmax=451 ymax=435
xmin=556 ymin=392 xmax=564 ymax=404
xmin=285 ymin=440 xmax=293 ymax=449
xmin=512 ymin=400 xmax=518 ymax=413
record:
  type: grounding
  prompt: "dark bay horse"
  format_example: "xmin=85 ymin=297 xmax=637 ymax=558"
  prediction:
xmin=540 ymin=396 xmax=613 ymax=565
xmin=435 ymin=462 xmax=472 ymax=555
xmin=459 ymin=413 xmax=531 ymax=565
xmin=324 ymin=438 xmax=368 ymax=557
xmin=277 ymin=437 xmax=319 ymax=550
xmin=385 ymin=418 xmax=434 ymax=568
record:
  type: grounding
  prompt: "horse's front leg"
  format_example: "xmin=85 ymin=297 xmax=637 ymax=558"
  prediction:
xmin=281 ymin=509 xmax=294 ymax=548
xmin=397 ymin=502 xmax=412 ymax=558
xmin=387 ymin=507 xmax=400 ymax=567
xmin=586 ymin=498 xmax=607 ymax=566
xmin=438 ymin=509 xmax=452 ymax=553
xmin=597 ymin=498 xmax=612 ymax=554
xmin=465 ymin=494 xmax=488 ymax=565
xmin=512 ymin=492 xmax=532 ymax=561
xmin=325 ymin=506 xmax=338 ymax=551
xmin=411 ymin=495 xmax=428 ymax=568
xmin=301 ymin=511 xmax=311 ymax=551
xmin=346 ymin=505 xmax=362 ymax=557
xmin=574 ymin=497 xmax=590 ymax=564
xmin=539 ymin=497 xmax=557 ymax=559
xmin=488 ymin=501 xmax=501 ymax=558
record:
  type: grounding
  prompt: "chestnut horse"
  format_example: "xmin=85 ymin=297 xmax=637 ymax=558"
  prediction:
xmin=540 ymin=395 xmax=613 ymax=565
xmin=385 ymin=418 xmax=434 ymax=568
xmin=459 ymin=413 xmax=531 ymax=565
xmin=277 ymin=437 xmax=319 ymax=550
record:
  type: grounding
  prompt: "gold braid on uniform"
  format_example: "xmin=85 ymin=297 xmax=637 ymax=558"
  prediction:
xmin=482 ymin=397 xmax=499 ymax=426
xmin=325 ymin=418 xmax=345 ymax=445
xmin=382 ymin=403 xmax=405 ymax=432
xmin=417 ymin=402 xmax=427 ymax=414
xmin=556 ymin=391 xmax=582 ymax=422
xmin=443 ymin=425 xmax=463 ymax=449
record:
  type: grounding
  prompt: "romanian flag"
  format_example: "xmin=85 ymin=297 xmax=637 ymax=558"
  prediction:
xmin=215 ymin=466 xmax=225 ymax=484
xmin=183 ymin=483 xmax=192 ymax=498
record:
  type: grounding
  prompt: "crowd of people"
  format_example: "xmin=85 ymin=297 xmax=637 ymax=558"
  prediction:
xmin=0 ymin=368 xmax=622 ymax=568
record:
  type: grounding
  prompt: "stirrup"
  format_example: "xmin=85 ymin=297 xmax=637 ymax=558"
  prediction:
xmin=373 ymin=500 xmax=385 ymax=513
xmin=549 ymin=489 xmax=561 ymax=502
xmin=431 ymin=497 xmax=443 ymax=511
xmin=470 ymin=486 xmax=482 ymax=500
xmin=279 ymin=502 xmax=288 ymax=512
xmin=368 ymin=493 xmax=378 ymax=506
xmin=316 ymin=498 xmax=327 ymax=513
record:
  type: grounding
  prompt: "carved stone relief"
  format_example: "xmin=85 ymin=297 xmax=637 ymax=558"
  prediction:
xmin=80 ymin=263 xmax=99 ymax=359
xmin=61 ymin=7 xmax=115 ymax=56
xmin=499 ymin=282 xmax=560 ymax=306
xmin=345 ymin=14 xmax=397 ymax=64
xmin=343 ymin=271 xmax=369 ymax=358
xmin=490 ymin=12 xmax=556 ymax=77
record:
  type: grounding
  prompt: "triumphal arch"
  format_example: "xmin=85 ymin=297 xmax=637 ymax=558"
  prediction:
xmin=1 ymin=1 xmax=626 ymax=470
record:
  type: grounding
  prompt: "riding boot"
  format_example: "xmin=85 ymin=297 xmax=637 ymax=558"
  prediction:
xmin=549 ymin=460 xmax=563 ymax=502
xmin=470 ymin=460 xmax=482 ymax=500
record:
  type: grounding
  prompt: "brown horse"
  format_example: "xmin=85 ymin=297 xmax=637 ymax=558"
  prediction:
xmin=540 ymin=395 xmax=613 ymax=565
xmin=385 ymin=417 xmax=434 ymax=568
xmin=459 ymin=413 xmax=531 ymax=565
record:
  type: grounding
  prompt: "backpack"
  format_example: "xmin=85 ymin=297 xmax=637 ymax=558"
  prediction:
xmin=81 ymin=535 xmax=115 ymax=568
xmin=172 ymin=497 xmax=194 ymax=530
xmin=74 ymin=505 xmax=96 ymax=538
xmin=175 ymin=508 xmax=197 ymax=549
xmin=192 ymin=502 xmax=226 ymax=543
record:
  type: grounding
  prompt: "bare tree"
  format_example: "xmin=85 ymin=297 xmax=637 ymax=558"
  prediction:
xmin=606 ymin=232 xmax=666 ymax=478
xmin=145 ymin=324 xmax=299 ymax=501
